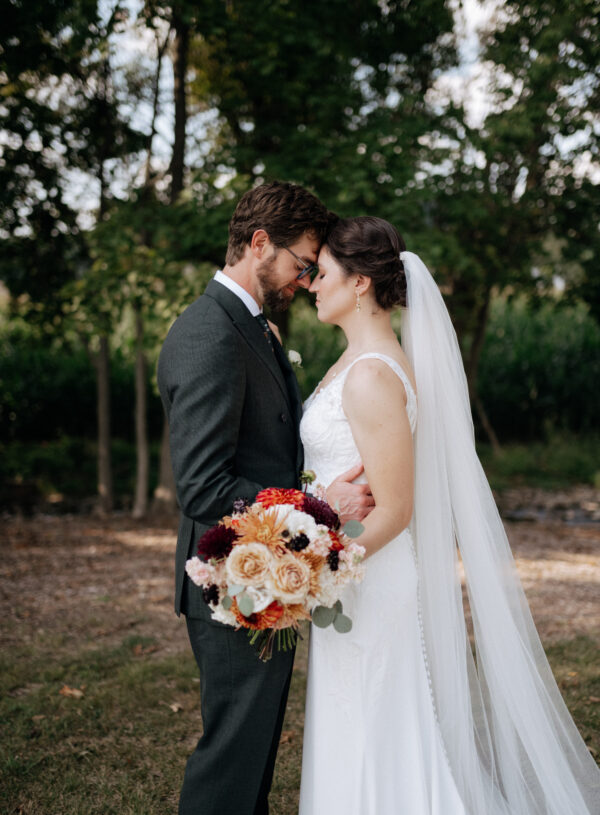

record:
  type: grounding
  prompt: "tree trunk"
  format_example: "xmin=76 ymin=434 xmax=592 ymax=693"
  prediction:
xmin=95 ymin=334 xmax=113 ymax=513
xmin=153 ymin=418 xmax=177 ymax=513
xmin=153 ymin=12 xmax=189 ymax=514
xmin=132 ymin=308 xmax=149 ymax=518
xmin=474 ymin=393 xmax=502 ymax=456
xmin=169 ymin=13 xmax=189 ymax=202
xmin=466 ymin=288 xmax=502 ymax=455
xmin=135 ymin=30 xmax=169 ymax=517
xmin=143 ymin=24 xmax=170 ymax=191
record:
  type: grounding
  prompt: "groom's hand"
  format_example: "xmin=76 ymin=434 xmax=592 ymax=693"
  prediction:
xmin=325 ymin=463 xmax=375 ymax=525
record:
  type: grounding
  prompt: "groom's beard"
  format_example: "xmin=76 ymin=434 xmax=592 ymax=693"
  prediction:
xmin=256 ymin=256 xmax=295 ymax=312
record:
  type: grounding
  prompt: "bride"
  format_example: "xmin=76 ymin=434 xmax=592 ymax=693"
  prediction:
xmin=298 ymin=216 xmax=599 ymax=814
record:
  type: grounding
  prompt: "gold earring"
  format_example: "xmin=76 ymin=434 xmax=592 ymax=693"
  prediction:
xmin=355 ymin=290 xmax=361 ymax=312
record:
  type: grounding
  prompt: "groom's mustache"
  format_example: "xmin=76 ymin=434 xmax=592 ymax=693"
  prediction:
xmin=257 ymin=258 xmax=298 ymax=311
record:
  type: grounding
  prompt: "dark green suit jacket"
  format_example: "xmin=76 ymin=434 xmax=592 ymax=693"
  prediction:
xmin=157 ymin=278 xmax=304 ymax=617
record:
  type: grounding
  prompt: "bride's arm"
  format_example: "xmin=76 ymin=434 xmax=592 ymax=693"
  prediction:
xmin=342 ymin=359 xmax=414 ymax=558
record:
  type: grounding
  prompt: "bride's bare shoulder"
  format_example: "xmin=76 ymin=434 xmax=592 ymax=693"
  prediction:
xmin=343 ymin=355 xmax=410 ymax=410
xmin=345 ymin=346 xmax=416 ymax=397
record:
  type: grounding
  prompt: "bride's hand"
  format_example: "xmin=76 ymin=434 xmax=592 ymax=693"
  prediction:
xmin=325 ymin=463 xmax=375 ymax=525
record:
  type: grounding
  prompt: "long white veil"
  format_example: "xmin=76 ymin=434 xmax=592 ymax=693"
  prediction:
xmin=400 ymin=251 xmax=600 ymax=814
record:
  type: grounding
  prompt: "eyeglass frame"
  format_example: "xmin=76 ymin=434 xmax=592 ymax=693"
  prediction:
xmin=283 ymin=246 xmax=319 ymax=281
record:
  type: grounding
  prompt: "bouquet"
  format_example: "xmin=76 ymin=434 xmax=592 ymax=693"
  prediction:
xmin=185 ymin=485 xmax=366 ymax=660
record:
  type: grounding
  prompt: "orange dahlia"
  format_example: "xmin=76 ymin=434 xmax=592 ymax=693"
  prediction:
xmin=328 ymin=529 xmax=345 ymax=552
xmin=236 ymin=506 xmax=287 ymax=553
xmin=255 ymin=487 xmax=305 ymax=509
xmin=278 ymin=603 xmax=312 ymax=628
xmin=232 ymin=598 xmax=284 ymax=630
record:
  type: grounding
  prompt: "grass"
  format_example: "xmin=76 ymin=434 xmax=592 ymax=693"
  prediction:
xmin=1 ymin=631 xmax=598 ymax=814
xmin=478 ymin=434 xmax=600 ymax=491
xmin=0 ymin=631 xmax=308 ymax=815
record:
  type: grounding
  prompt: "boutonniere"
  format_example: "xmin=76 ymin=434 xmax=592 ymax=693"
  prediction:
xmin=287 ymin=349 xmax=302 ymax=367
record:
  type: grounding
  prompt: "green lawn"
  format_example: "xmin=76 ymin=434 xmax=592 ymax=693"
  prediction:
xmin=478 ymin=434 xmax=600 ymax=491
xmin=1 ymin=630 xmax=598 ymax=814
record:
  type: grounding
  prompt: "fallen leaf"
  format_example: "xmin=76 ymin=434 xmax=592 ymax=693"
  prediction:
xmin=279 ymin=730 xmax=296 ymax=744
xmin=133 ymin=643 xmax=159 ymax=656
xmin=588 ymin=696 xmax=600 ymax=703
xmin=160 ymin=701 xmax=183 ymax=713
xmin=59 ymin=684 xmax=84 ymax=699
xmin=31 ymin=715 xmax=46 ymax=722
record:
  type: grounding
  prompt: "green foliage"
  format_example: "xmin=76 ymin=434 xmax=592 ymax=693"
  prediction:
xmin=478 ymin=298 xmax=600 ymax=440
xmin=0 ymin=1 xmax=145 ymax=323
xmin=0 ymin=323 xmax=165 ymax=442
xmin=189 ymin=0 xmax=457 ymax=210
xmin=474 ymin=0 xmax=600 ymax=316
xmin=285 ymin=296 xmax=347 ymax=399
xmin=0 ymin=437 xmax=161 ymax=507
xmin=478 ymin=435 xmax=600 ymax=491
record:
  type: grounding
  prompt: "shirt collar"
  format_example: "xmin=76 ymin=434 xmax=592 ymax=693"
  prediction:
xmin=213 ymin=269 xmax=261 ymax=316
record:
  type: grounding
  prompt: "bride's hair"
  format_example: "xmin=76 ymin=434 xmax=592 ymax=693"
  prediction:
xmin=325 ymin=216 xmax=407 ymax=309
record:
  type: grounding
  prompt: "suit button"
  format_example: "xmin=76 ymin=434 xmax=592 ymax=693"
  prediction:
xmin=280 ymin=413 xmax=287 ymax=423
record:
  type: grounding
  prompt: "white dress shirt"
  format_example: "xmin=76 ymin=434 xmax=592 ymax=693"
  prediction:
xmin=213 ymin=269 xmax=261 ymax=316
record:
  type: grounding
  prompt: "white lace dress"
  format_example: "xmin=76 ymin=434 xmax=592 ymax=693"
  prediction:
xmin=298 ymin=353 xmax=466 ymax=815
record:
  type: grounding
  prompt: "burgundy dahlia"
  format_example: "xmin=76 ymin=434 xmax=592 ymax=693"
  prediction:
xmin=302 ymin=494 xmax=340 ymax=530
xmin=197 ymin=524 xmax=238 ymax=561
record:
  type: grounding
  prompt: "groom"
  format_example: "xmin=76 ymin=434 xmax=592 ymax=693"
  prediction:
xmin=158 ymin=181 xmax=373 ymax=815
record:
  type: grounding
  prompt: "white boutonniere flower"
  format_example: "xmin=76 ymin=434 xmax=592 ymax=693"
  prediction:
xmin=287 ymin=349 xmax=302 ymax=367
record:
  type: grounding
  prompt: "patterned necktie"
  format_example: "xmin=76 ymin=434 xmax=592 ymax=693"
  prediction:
xmin=255 ymin=313 xmax=275 ymax=352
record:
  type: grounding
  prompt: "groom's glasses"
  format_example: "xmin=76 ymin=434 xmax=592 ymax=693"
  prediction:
xmin=284 ymin=246 xmax=319 ymax=281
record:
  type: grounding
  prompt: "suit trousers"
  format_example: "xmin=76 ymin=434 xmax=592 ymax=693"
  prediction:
xmin=179 ymin=614 xmax=296 ymax=815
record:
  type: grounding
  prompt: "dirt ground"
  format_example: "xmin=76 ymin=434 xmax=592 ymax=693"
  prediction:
xmin=1 ymin=512 xmax=599 ymax=657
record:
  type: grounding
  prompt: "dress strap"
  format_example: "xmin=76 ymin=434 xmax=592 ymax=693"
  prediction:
xmin=342 ymin=353 xmax=417 ymax=430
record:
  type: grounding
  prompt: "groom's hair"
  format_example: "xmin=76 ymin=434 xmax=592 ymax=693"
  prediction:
xmin=225 ymin=181 xmax=333 ymax=265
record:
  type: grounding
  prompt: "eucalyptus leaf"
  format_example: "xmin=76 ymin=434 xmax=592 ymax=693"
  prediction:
xmin=228 ymin=584 xmax=244 ymax=597
xmin=333 ymin=599 xmax=343 ymax=614
xmin=237 ymin=593 xmax=255 ymax=617
xmin=221 ymin=595 xmax=232 ymax=610
xmin=333 ymin=613 xmax=353 ymax=634
xmin=342 ymin=520 xmax=365 ymax=538
xmin=311 ymin=605 xmax=336 ymax=628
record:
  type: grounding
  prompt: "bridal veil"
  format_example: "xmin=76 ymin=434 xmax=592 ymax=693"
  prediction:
xmin=400 ymin=251 xmax=600 ymax=814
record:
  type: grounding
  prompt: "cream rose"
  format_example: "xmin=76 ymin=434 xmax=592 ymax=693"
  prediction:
xmin=226 ymin=543 xmax=273 ymax=587
xmin=268 ymin=554 xmax=311 ymax=603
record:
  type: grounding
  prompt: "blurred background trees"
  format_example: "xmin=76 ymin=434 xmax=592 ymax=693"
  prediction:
xmin=1 ymin=0 xmax=598 ymax=515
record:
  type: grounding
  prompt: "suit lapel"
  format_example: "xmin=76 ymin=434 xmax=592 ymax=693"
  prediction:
xmin=204 ymin=279 xmax=292 ymax=412
xmin=273 ymin=340 xmax=303 ymax=427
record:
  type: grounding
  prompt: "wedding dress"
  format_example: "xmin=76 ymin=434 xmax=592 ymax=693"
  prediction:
xmin=297 ymin=251 xmax=600 ymax=815
xmin=299 ymin=352 xmax=467 ymax=814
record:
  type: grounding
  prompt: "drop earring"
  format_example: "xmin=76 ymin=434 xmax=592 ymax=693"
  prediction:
xmin=355 ymin=290 xmax=361 ymax=312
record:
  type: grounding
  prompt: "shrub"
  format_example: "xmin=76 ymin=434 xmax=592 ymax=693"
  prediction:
xmin=477 ymin=299 xmax=600 ymax=441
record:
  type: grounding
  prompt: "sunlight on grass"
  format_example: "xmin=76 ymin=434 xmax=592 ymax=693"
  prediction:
xmin=1 ymin=629 xmax=598 ymax=814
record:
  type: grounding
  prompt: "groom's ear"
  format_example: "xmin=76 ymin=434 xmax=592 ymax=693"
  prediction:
xmin=250 ymin=229 xmax=270 ymax=258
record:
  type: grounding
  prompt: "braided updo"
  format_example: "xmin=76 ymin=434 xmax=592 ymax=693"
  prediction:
xmin=324 ymin=216 xmax=407 ymax=309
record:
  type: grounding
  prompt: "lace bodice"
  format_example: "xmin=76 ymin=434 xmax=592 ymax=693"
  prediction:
xmin=300 ymin=353 xmax=417 ymax=488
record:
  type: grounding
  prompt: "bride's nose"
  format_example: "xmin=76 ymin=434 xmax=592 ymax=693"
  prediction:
xmin=309 ymin=277 xmax=319 ymax=293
